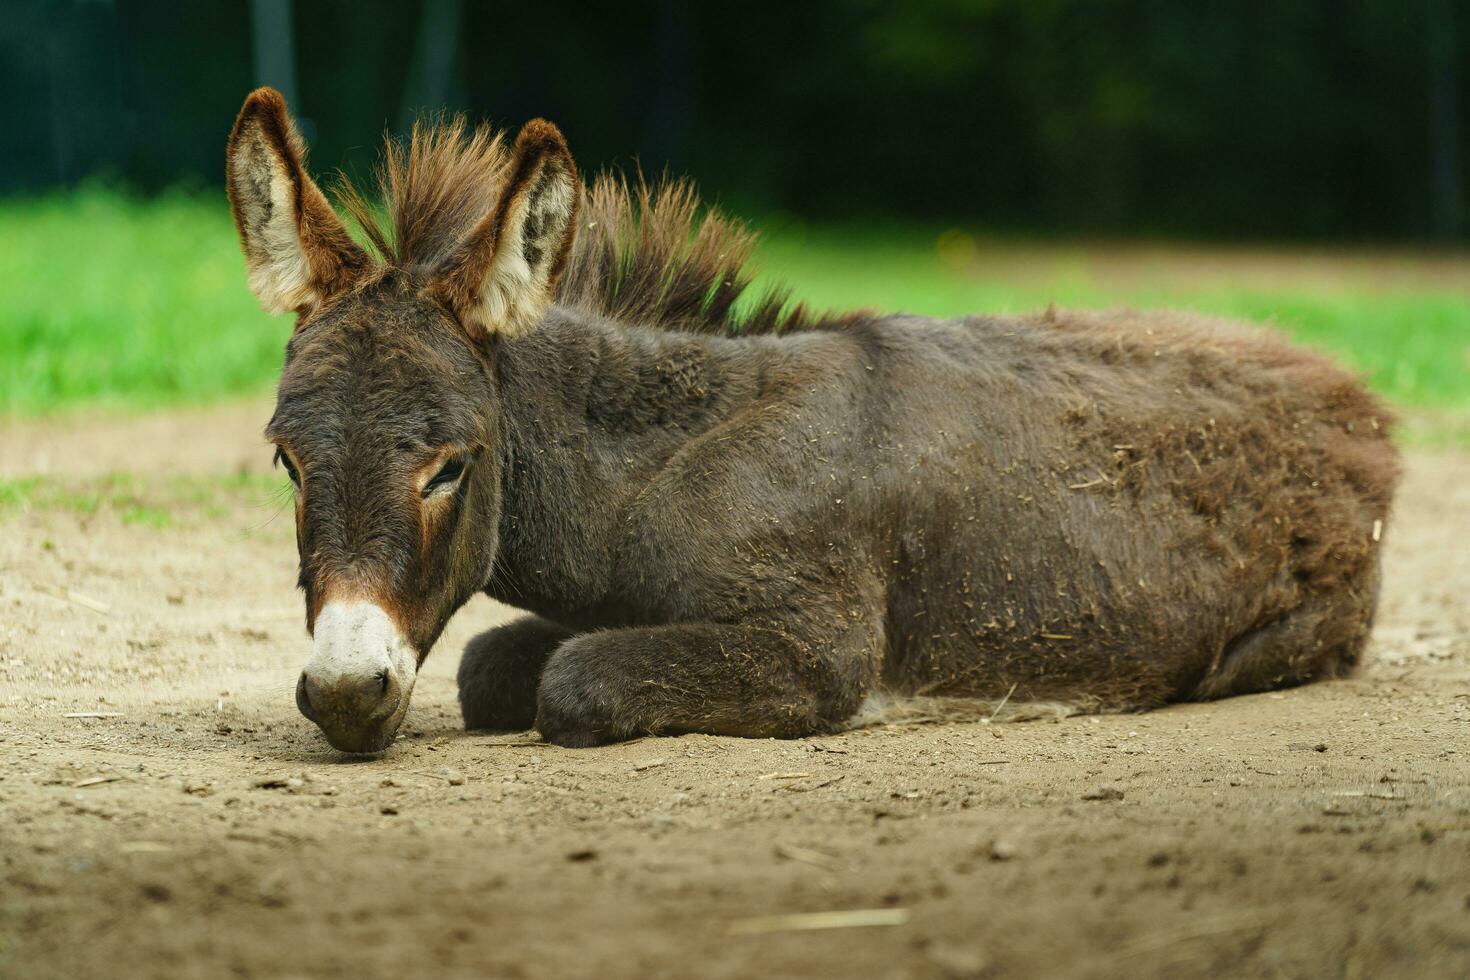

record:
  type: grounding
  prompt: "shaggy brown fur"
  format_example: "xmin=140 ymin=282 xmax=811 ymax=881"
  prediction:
xmin=336 ymin=114 xmax=510 ymax=273
xmin=335 ymin=116 xmax=828 ymax=336
xmin=559 ymin=175 xmax=830 ymax=334
xmin=226 ymin=88 xmax=1401 ymax=754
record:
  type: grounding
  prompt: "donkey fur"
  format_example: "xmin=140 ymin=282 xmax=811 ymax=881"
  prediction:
xmin=228 ymin=88 xmax=1400 ymax=749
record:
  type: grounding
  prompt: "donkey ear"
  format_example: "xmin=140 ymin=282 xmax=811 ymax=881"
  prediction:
xmin=226 ymin=87 xmax=368 ymax=315
xmin=432 ymin=119 xmax=580 ymax=339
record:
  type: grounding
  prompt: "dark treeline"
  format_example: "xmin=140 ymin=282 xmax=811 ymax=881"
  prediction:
xmin=4 ymin=0 xmax=1465 ymax=240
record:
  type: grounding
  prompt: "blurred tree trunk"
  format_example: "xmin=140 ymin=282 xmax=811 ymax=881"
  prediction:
xmin=399 ymin=0 xmax=462 ymax=132
xmin=44 ymin=1 xmax=125 ymax=186
xmin=250 ymin=0 xmax=299 ymax=107
xmin=645 ymin=0 xmax=693 ymax=173
xmin=1428 ymin=0 xmax=1463 ymax=240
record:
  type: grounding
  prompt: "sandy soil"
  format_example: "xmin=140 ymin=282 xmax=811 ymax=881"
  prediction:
xmin=1 ymin=400 xmax=1467 ymax=980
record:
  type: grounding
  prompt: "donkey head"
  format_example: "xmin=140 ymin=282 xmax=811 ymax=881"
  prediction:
xmin=226 ymin=88 xmax=579 ymax=752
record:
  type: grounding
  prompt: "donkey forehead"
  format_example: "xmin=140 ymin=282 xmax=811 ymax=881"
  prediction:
xmin=269 ymin=297 xmax=490 ymax=450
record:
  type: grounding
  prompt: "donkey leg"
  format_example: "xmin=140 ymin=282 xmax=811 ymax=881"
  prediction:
xmin=1191 ymin=575 xmax=1380 ymax=700
xmin=534 ymin=620 xmax=878 ymax=747
xmin=459 ymin=615 xmax=575 ymax=731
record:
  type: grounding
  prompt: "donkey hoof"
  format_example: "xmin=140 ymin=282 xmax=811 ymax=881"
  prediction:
xmin=534 ymin=639 xmax=648 ymax=746
xmin=534 ymin=682 xmax=626 ymax=748
xmin=534 ymin=699 xmax=620 ymax=747
xmin=537 ymin=723 xmax=608 ymax=748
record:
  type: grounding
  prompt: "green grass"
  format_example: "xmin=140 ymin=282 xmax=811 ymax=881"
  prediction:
xmin=0 ymin=185 xmax=288 ymax=414
xmin=0 ymin=472 xmax=290 ymax=527
xmin=3 ymin=188 xmax=1467 ymax=418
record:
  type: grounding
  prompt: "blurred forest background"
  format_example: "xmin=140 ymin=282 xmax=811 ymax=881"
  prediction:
xmin=7 ymin=0 xmax=1468 ymax=238
xmin=1 ymin=0 xmax=1468 ymax=435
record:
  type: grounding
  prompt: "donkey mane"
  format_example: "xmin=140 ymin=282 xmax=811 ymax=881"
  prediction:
xmin=336 ymin=116 xmax=830 ymax=335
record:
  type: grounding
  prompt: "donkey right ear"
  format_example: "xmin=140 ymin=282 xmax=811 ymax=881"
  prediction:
xmin=430 ymin=119 xmax=580 ymax=339
xmin=226 ymin=88 xmax=368 ymax=315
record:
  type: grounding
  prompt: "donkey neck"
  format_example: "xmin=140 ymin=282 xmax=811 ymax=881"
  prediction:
xmin=486 ymin=306 xmax=774 ymax=622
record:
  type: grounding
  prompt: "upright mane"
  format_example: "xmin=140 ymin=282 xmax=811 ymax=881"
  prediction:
xmin=337 ymin=116 xmax=830 ymax=335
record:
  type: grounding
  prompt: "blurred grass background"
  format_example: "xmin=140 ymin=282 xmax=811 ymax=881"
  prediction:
xmin=0 ymin=470 xmax=288 ymax=527
xmin=4 ymin=186 xmax=1467 ymax=440
xmin=1 ymin=188 xmax=285 ymax=414
xmin=5 ymin=2 xmax=1468 ymax=451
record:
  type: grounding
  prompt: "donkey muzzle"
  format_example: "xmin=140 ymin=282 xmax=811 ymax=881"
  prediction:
xmin=299 ymin=601 xmax=417 ymax=753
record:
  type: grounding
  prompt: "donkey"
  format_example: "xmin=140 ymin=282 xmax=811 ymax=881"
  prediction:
xmin=226 ymin=88 xmax=1399 ymax=753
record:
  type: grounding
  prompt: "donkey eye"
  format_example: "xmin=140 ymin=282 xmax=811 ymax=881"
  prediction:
xmin=275 ymin=447 xmax=301 ymax=489
xmin=423 ymin=455 xmax=468 ymax=496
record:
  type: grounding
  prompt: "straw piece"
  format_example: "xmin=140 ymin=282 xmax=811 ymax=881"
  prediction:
xmin=728 ymin=908 xmax=910 ymax=934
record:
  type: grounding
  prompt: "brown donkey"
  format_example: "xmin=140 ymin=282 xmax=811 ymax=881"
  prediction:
xmin=226 ymin=88 xmax=1399 ymax=753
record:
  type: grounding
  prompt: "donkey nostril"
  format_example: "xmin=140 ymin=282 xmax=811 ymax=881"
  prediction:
xmin=376 ymin=668 xmax=390 ymax=694
xmin=296 ymin=671 xmax=319 ymax=723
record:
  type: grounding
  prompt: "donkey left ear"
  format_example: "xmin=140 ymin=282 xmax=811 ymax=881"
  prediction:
xmin=432 ymin=119 xmax=580 ymax=339
xmin=226 ymin=88 xmax=369 ymax=315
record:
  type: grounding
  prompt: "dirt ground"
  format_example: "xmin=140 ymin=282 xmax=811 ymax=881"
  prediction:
xmin=1 ymin=400 xmax=1467 ymax=980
